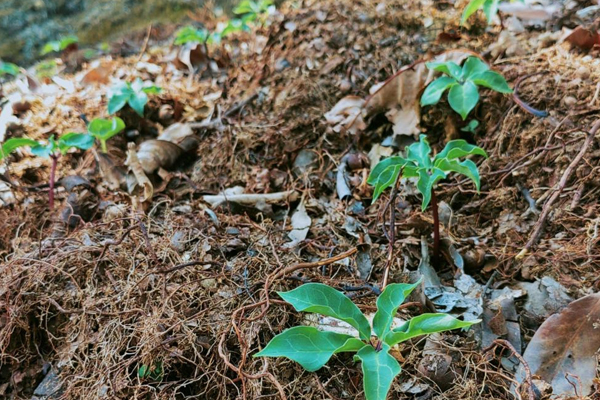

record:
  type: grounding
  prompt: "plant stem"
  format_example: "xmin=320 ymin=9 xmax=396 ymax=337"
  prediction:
xmin=49 ymin=154 xmax=58 ymax=209
xmin=101 ymin=140 xmax=107 ymax=153
xmin=431 ymin=188 xmax=440 ymax=265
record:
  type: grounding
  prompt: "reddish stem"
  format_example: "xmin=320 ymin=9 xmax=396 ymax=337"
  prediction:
xmin=431 ymin=189 xmax=440 ymax=264
xmin=49 ymin=154 xmax=57 ymax=209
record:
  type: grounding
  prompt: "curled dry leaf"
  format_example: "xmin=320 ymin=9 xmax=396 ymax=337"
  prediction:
xmin=325 ymin=50 xmax=474 ymax=137
xmin=516 ymin=293 xmax=600 ymax=397
xmin=125 ymin=142 xmax=153 ymax=202
xmin=563 ymin=26 xmax=600 ymax=51
xmin=136 ymin=140 xmax=185 ymax=174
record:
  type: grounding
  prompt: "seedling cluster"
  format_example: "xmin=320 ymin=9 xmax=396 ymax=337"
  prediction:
xmin=108 ymin=77 xmax=162 ymax=117
xmin=256 ymin=281 xmax=478 ymax=400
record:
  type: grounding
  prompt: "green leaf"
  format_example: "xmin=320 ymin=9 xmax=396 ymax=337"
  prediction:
xmin=0 ymin=62 xmax=20 ymax=77
xmin=41 ymin=36 xmax=78 ymax=55
xmin=461 ymin=0 xmax=487 ymax=24
xmin=461 ymin=57 xmax=489 ymax=80
xmin=107 ymin=93 xmax=129 ymax=115
xmin=1 ymin=138 xmax=39 ymax=159
xmin=254 ymin=326 xmax=360 ymax=371
xmin=368 ymin=157 xmax=410 ymax=201
xmin=384 ymin=313 xmax=480 ymax=346
xmin=373 ymin=280 xmax=421 ymax=339
xmin=30 ymin=141 xmax=56 ymax=158
xmin=461 ymin=120 xmax=479 ymax=133
xmin=420 ymin=76 xmax=457 ymax=106
xmin=234 ymin=0 xmax=254 ymax=14
xmin=448 ymin=81 xmax=479 ymax=120
xmin=129 ymin=91 xmax=148 ymax=117
xmin=278 ymin=283 xmax=372 ymax=340
xmin=434 ymin=139 xmax=487 ymax=161
xmin=354 ymin=344 xmax=401 ymax=400
xmin=58 ymin=133 xmax=94 ymax=154
xmin=416 ymin=167 xmax=446 ymax=211
xmin=406 ymin=134 xmax=432 ymax=168
xmin=88 ymin=117 xmax=126 ymax=141
xmin=482 ymin=0 xmax=500 ymax=24
xmin=425 ymin=61 xmax=461 ymax=80
xmin=435 ymin=158 xmax=482 ymax=191
xmin=174 ymin=26 xmax=209 ymax=45
xmin=471 ymin=71 xmax=513 ymax=94
xmin=142 ymin=85 xmax=162 ymax=94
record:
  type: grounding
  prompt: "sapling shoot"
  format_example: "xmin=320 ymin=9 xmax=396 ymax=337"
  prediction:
xmin=255 ymin=280 xmax=479 ymax=400
xmin=368 ymin=134 xmax=487 ymax=262
xmin=87 ymin=117 xmax=126 ymax=153
xmin=41 ymin=36 xmax=79 ymax=56
xmin=421 ymin=56 xmax=512 ymax=120
xmin=107 ymin=78 xmax=162 ymax=117
xmin=461 ymin=0 xmax=523 ymax=25
xmin=0 ymin=133 xmax=93 ymax=209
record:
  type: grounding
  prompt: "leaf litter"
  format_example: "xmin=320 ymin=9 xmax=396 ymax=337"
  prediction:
xmin=1 ymin=0 xmax=600 ymax=399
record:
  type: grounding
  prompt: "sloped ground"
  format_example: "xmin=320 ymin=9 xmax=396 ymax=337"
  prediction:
xmin=1 ymin=0 xmax=600 ymax=399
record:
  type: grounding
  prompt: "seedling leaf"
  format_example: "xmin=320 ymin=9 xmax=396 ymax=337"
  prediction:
xmin=420 ymin=76 xmax=457 ymax=106
xmin=385 ymin=313 xmax=479 ymax=346
xmin=434 ymin=158 xmax=481 ymax=191
xmin=416 ymin=167 xmax=446 ymax=210
xmin=1 ymin=138 xmax=39 ymax=159
xmin=447 ymin=81 xmax=479 ymax=120
xmin=434 ymin=139 xmax=487 ymax=161
xmin=278 ymin=283 xmax=371 ymax=340
xmin=373 ymin=281 xmax=421 ymax=338
xmin=471 ymin=71 xmax=513 ymax=93
xmin=354 ymin=344 xmax=401 ymax=400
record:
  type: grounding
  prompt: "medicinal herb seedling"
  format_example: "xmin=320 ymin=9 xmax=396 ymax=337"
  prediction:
xmin=461 ymin=0 xmax=523 ymax=25
xmin=86 ymin=117 xmax=125 ymax=153
xmin=421 ymin=56 xmax=512 ymax=120
xmin=174 ymin=25 xmax=220 ymax=45
xmin=0 ymin=61 xmax=20 ymax=77
xmin=368 ymin=134 xmax=487 ymax=261
xmin=107 ymin=77 xmax=162 ymax=117
xmin=233 ymin=0 xmax=275 ymax=25
xmin=1 ymin=133 xmax=93 ymax=208
xmin=255 ymin=281 xmax=478 ymax=400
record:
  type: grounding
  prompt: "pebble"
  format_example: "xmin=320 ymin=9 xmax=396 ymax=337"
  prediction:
xmin=563 ymin=96 xmax=577 ymax=106
xmin=576 ymin=66 xmax=590 ymax=80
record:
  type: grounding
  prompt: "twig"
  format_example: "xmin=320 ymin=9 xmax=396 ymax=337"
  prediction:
xmin=516 ymin=182 xmax=539 ymax=214
xmin=484 ymin=339 xmax=535 ymax=400
xmin=513 ymin=72 xmax=549 ymax=118
xmin=136 ymin=25 xmax=152 ymax=62
xmin=381 ymin=172 xmax=402 ymax=289
xmin=517 ymin=119 xmax=600 ymax=259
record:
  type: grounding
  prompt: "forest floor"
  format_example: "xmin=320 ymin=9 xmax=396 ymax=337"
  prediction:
xmin=1 ymin=0 xmax=600 ymax=399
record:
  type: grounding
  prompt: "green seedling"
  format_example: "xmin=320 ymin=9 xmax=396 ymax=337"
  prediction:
xmin=421 ymin=56 xmax=512 ymax=120
xmin=174 ymin=25 xmax=220 ymax=45
xmin=41 ymin=35 xmax=78 ymax=56
xmin=1 ymin=133 xmax=93 ymax=209
xmin=461 ymin=119 xmax=480 ymax=134
xmin=255 ymin=281 xmax=479 ymax=400
xmin=107 ymin=77 xmax=162 ymax=117
xmin=35 ymin=60 xmax=58 ymax=79
xmin=0 ymin=61 xmax=20 ymax=77
xmin=233 ymin=0 xmax=274 ymax=26
xmin=220 ymin=18 xmax=252 ymax=36
xmin=461 ymin=0 xmax=523 ymax=25
xmin=368 ymin=134 xmax=487 ymax=261
xmin=86 ymin=117 xmax=125 ymax=153
xmin=138 ymin=360 xmax=164 ymax=381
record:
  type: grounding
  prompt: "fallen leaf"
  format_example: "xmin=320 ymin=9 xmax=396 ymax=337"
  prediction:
xmin=563 ymin=26 xmax=600 ymax=51
xmin=286 ymin=201 xmax=311 ymax=246
xmin=516 ymin=293 xmax=600 ymax=397
xmin=323 ymin=95 xmax=365 ymax=135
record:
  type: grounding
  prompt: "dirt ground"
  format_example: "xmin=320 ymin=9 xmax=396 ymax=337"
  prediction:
xmin=1 ymin=0 xmax=600 ymax=399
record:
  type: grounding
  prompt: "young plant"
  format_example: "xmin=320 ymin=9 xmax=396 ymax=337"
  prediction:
xmin=107 ymin=78 xmax=162 ymax=117
xmin=35 ymin=60 xmax=58 ymax=79
xmin=174 ymin=25 xmax=220 ymax=45
xmin=41 ymin=35 xmax=79 ymax=56
xmin=1 ymin=133 xmax=93 ymax=209
xmin=461 ymin=0 xmax=523 ymax=25
xmin=233 ymin=0 xmax=275 ymax=26
xmin=0 ymin=61 xmax=20 ymax=77
xmin=86 ymin=117 xmax=125 ymax=153
xmin=368 ymin=134 xmax=487 ymax=261
xmin=220 ymin=18 xmax=252 ymax=37
xmin=255 ymin=281 xmax=479 ymax=400
xmin=421 ymin=56 xmax=512 ymax=120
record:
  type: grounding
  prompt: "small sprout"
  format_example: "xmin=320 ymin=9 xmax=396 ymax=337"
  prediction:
xmin=368 ymin=134 xmax=487 ymax=260
xmin=41 ymin=35 xmax=78 ymax=56
xmin=1 ymin=133 xmax=93 ymax=208
xmin=255 ymin=280 xmax=479 ymax=400
xmin=421 ymin=56 xmax=512 ymax=120
xmin=220 ymin=18 xmax=252 ymax=36
xmin=461 ymin=119 xmax=480 ymax=134
xmin=35 ymin=60 xmax=58 ymax=79
xmin=234 ymin=0 xmax=275 ymax=25
xmin=461 ymin=0 xmax=523 ymax=25
xmin=174 ymin=25 xmax=220 ymax=45
xmin=138 ymin=360 xmax=163 ymax=381
xmin=107 ymin=78 xmax=162 ymax=117
xmin=0 ymin=61 xmax=20 ymax=77
xmin=87 ymin=117 xmax=126 ymax=153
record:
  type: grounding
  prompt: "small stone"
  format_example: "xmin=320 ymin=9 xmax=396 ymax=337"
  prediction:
xmin=576 ymin=66 xmax=590 ymax=80
xmin=563 ymin=96 xmax=577 ymax=106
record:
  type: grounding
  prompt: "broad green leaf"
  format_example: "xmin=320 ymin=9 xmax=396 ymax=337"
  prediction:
xmin=373 ymin=280 xmax=421 ymax=339
xmin=174 ymin=26 xmax=209 ymax=45
xmin=448 ymin=81 xmax=479 ymax=120
xmin=425 ymin=61 xmax=461 ymax=80
xmin=1 ymin=138 xmax=39 ymax=159
xmin=482 ymin=0 xmax=500 ymax=23
xmin=88 ymin=117 xmax=126 ymax=141
xmin=354 ymin=344 xmax=401 ymax=400
xmin=129 ymin=91 xmax=148 ymax=117
xmin=234 ymin=0 xmax=254 ymax=14
xmin=384 ymin=313 xmax=480 ymax=346
xmin=416 ymin=167 xmax=446 ymax=211
xmin=254 ymin=326 xmax=358 ymax=371
xmin=420 ymin=76 xmax=457 ymax=106
xmin=30 ymin=142 xmax=55 ymax=158
xmin=371 ymin=164 xmax=402 ymax=202
xmin=406 ymin=134 xmax=432 ymax=168
xmin=108 ymin=93 xmax=129 ymax=115
xmin=58 ymin=133 xmax=94 ymax=154
xmin=434 ymin=139 xmax=487 ymax=161
xmin=461 ymin=0 xmax=487 ymax=24
xmin=434 ymin=158 xmax=482 ymax=191
xmin=461 ymin=57 xmax=489 ymax=80
xmin=367 ymin=157 xmax=410 ymax=185
xmin=278 ymin=283 xmax=371 ymax=340
xmin=471 ymin=71 xmax=512 ymax=94
xmin=0 ymin=62 xmax=20 ymax=77
xmin=335 ymin=337 xmax=367 ymax=353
